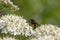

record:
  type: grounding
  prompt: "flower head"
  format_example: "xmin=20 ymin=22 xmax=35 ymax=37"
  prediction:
xmin=0 ymin=14 xmax=33 ymax=37
xmin=30 ymin=24 xmax=60 ymax=40
xmin=0 ymin=0 xmax=19 ymax=10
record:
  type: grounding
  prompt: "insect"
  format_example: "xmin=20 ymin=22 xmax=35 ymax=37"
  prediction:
xmin=29 ymin=19 xmax=40 ymax=30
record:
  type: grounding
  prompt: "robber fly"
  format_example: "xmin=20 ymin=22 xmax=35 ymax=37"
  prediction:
xmin=29 ymin=19 xmax=40 ymax=30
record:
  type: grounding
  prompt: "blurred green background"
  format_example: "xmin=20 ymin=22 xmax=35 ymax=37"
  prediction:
xmin=0 ymin=0 xmax=60 ymax=26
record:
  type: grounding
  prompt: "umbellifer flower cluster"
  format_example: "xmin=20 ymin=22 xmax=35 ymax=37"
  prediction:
xmin=0 ymin=0 xmax=19 ymax=10
xmin=0 ymin=14 xmax=33 ymax=37
xmin=0 ymin=37 xmax=17 ymax=40
xmin=30 ymin=24 xmax=60 ymax=40
xmin=0 ymin=14 xmax=60 ymax=40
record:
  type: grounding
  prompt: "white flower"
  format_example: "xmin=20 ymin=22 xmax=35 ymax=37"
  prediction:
xmin=29 ymin=38 xmax=37 ymax=40
xmin=0 ymin=14 xmax=33 ymax=37
xmin=0 ymin=0 xmax=19 ymax=10
xmin=0 ymin=37 xmax=17 ymax=40
xmin=0 ymin=20 xmax=5 ymax=29
xmin=30 ymin=24 xmax=60 ymax=40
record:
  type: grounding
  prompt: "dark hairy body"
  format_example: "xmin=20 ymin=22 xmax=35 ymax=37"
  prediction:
xmin=29 ymin=19 xmax=40 ymax=29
